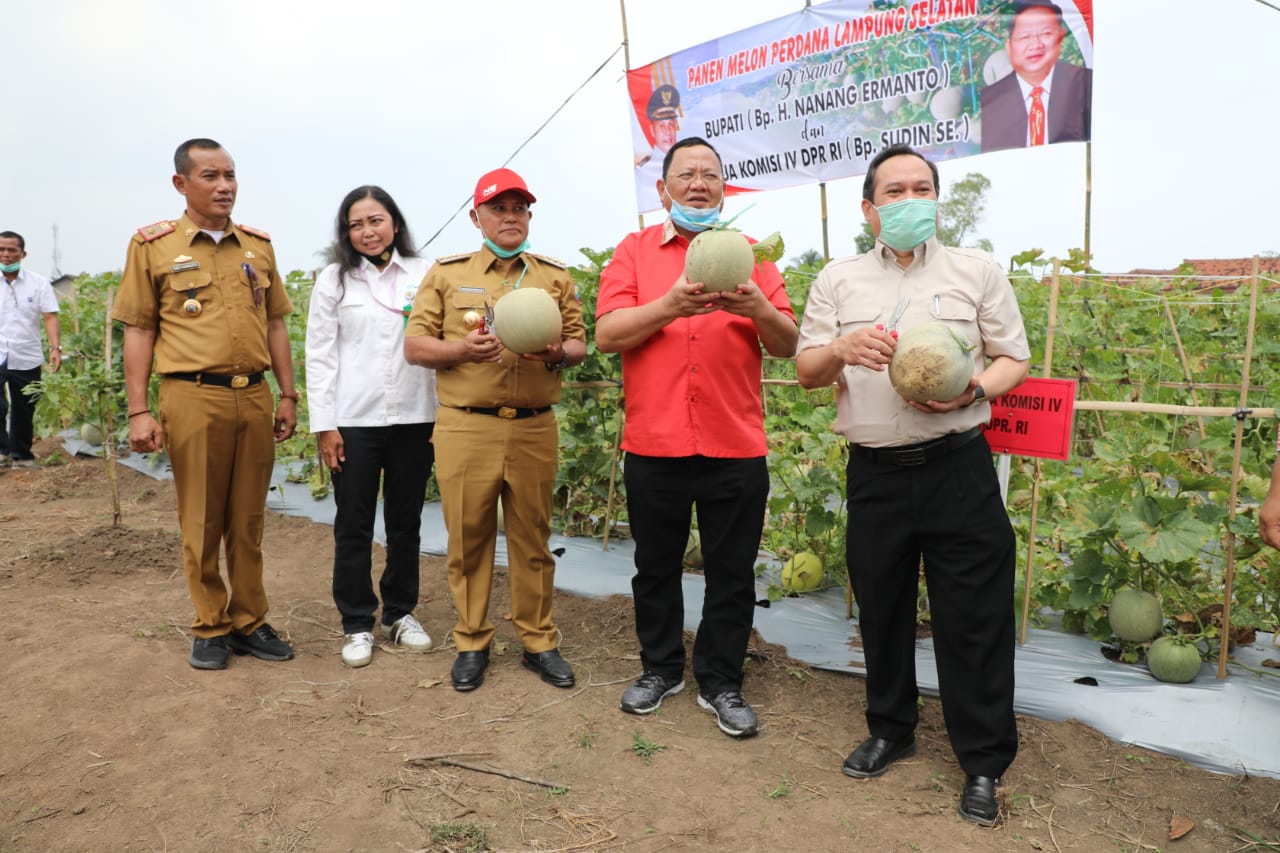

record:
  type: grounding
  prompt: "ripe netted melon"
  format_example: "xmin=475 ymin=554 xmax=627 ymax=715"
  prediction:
xmin=80 ymin=423 xmax=104 ymax=446
xmin=781 ymin=552 xmax=823 ymax=593
xmin=684 ymin=229 xmax=755 ymax=293
xmin=1108 ymin=587 xmax=1163 ymax=643
xmin=492 ymin=288 xmax=562 ymax=354
xmin=1146 ymin=636 xmax=1202 ymax=683
xmin=888 ymin=322 xmax=975 ymax=403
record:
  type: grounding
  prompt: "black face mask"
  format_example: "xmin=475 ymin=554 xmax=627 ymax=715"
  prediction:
xmin=360 ymin=249 xmax=393 ymax=266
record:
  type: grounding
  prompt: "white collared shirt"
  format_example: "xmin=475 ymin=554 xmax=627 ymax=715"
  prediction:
xmin=1015 ymin=66 xmax=1057 ymax=146
xmin=0 ymin=268 xmax=59 ymax=370
xmin=305 ymin=251 xmax=437 ymax=431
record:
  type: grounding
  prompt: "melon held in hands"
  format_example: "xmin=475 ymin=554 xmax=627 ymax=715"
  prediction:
xmin=491 ymin=288 xmax=563 ymax=354
xmin=888 ymin=322 xmax=976 ymax=403
xmin=685 ymin=229 xmax=755 ymax=293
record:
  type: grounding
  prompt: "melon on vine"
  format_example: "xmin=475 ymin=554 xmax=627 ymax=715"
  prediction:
xmin=888 ymin=322 xmax=975 ymax=403
xmin=492 ymin=288 xmax=562 ymax=354
xmin=1146 ymin=636 xmax=1202 ymax=683
xmin=781 ymin=552 xmax=823 ymax=593
xmin=80 ymin=422 xmax=104 ymax=446
xmin=1108 ymin=587 xmax=1163 ymax=643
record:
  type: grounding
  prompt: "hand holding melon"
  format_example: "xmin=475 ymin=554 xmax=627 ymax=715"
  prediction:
xmin=491 ymin=288 xmax=563 ymax=355
xmin=888 ymin=322 xmax=976 ymax=404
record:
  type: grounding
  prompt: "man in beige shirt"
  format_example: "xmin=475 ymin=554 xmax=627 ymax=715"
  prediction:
xmin=796 ymin=144 xmax=1029 ymax=827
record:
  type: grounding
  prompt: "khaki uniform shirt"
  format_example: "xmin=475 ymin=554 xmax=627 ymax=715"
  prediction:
xmin=797 ymin=236 xmax=1029 ymax=447
xmin=405 ymin=246 xmax=585 ymax=409
xmin=111 ymin=213 xmax=292 ymax=374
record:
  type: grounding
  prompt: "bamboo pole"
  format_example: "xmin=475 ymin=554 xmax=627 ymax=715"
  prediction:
xmin=1019 ymin=260 xmax=1061 ymax=644
xmin=1073 ymin=401 xmax=1275 ymax=419
xmin=619 ymin=0 xmax=645 ymax=233
xmin=1161 ymin=297 xmax=1207 ymax=440
xmin=1083 ymin=142 xmax=1092 ymax=264
xmin=102 ymin=287 xmax=121 ymax=526
xmin=1217 ymin=257 xmax=1261 ymax=679
xmin=601 ymin=400 xmax=625 ymax=551
xmin=819 ymin=182 xmax=830 ymax=262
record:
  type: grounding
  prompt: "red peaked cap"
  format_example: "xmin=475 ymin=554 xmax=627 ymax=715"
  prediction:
xmin=473 ymin=168 xmax=537 ymax=208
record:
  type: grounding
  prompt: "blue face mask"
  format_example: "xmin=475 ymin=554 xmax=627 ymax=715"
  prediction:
xmin=875 ymin=198 xmax=938 ymax=251
xmin=0 ymin=262 xmax=19 ymax=274
xmin=666 ymin=194 xmax=721 ymax=233
xmin=484 ymin=238 xmax=530 ymax=259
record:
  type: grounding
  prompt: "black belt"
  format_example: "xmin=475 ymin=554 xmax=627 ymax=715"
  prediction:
xmin=458 ymin=405 xmax=552 ymax=420
xmin=850 ymin=426 xmax=983 ymax=467
xmin=166 ymin=371 xmax=265 ymax=389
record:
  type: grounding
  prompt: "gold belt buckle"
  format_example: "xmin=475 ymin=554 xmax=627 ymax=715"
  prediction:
xmin=497 ymin=406 xmax=517 ymax=419
xmin=230 ymin=375 xmax=250 ymax=389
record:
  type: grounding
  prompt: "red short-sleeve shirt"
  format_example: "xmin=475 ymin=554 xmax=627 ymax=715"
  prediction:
xmin=597 ymin=221 xmax=794 ymax=459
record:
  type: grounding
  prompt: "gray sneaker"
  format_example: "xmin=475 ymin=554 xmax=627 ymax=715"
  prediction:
xmin=697 ymin=690 xmax=759 ymax=738
xmin=10 ymin=457 xmax=38 ymax=469
xmin=0 ymin=454 xmax=10 ymax=468
xmin=620 ymin=672 xmax=684 ymax=715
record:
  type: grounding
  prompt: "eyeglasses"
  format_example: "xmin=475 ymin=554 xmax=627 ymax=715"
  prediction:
xmin=1011 ymin=28 xmax=1059 ymax=45
xmin=667 ymin=172 xmax=724 ymax=187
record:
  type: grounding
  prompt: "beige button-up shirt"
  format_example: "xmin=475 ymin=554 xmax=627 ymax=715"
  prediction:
xmin=797 ymin=237 xmax=1029 ymax=447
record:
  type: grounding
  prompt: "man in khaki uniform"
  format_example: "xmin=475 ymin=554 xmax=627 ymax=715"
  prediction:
xmin=404 ymin=168 xmax=585 ymax=692
xmin=113 ymin=138 xmax=301 ymax=671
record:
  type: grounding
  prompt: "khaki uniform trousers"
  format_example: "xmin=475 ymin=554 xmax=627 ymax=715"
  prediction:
xmin=434 ymin=406 xmax=559 ymax=652
xmin=159 ymin=378 xmax=276 ymax=638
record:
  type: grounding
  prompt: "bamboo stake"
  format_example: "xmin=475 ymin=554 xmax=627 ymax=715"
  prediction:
xmin=102 ymin=287 xmax=121 ymax=526
xmin=619 ymin=0 xmax=645 ymax=233
xmin=601 ymin=400 xmax=625 ymax=551
xmin=1083 ymin=143 xmax=1092 ymax=264
xmin=1019 ymin=261 xmax=1061 ymax=644
xmin=1161 ymin=297 xmax=1207 ymax=440
xmin=819 ymin=181 xmax=830 ymax=262
xmin=1217 ymin=257 xmax=1260 ymax=679
xmin=1073 ymin=401 xmax=1275 ymax=419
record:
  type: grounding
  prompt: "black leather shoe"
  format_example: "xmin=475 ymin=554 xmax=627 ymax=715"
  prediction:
xmin=227 ymin=623 xmax=294 ymax=661
xmin=522 ymin=649 xmax=575 ymax=688
xmin=451 ymin=649 xmax=490 ymax=691
xmin=958 ymin=775 xmax=1000 ymax=826
xmin=841 ymin=735 xmax=916 ymax=779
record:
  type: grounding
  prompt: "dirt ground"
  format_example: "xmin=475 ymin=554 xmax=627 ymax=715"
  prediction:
xmin=4 ymin=443 xmax=1280 ymax=853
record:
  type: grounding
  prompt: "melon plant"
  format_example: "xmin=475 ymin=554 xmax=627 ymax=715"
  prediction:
xmin=685 ymin=229 xmax=755 ymax=293
xmin=781 ymin=551 xmax=823 ymax=593
xmin=492 ymin=288 xmax=562 ymax=354
xmin=888 ymin=322 xmax=975 ymax=403
xmin=683 ymin=529 xmax=703 ymax=569
xmin=1146 ymin=636 xmax=1202 ymax=683
xmin=80 ymin=422 xmax=104 ymax=446
xmin=1108 ymin=587 xmax=1163 ymax=643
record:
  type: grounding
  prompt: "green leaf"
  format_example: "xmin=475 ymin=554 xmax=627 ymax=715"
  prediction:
xmin=751 ymin=231 xmax=785 ymax=264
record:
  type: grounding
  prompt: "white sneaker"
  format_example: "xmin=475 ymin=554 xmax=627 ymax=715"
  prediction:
xmin=381 ymin=614 xmax=433 ymax=651
xmin=342 ymin=632 xmax=375 ymax=668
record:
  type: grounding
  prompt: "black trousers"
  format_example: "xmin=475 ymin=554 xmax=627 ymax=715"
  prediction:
xmin=623 ymin=453 xmax=768 ymax=697
xmin=0 ymin=363 xmax=41 ymax=460
xmin=845 ymin=434 xmax=1018 ymax=778
xmin=330 ymin=423 xmax=435 ymax=634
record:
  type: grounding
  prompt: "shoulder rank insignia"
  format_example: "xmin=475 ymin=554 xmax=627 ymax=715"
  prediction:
xmin=530 ymin=252 xmax=567 ymax=270
xmin=136 ymin=220 xmax=176 ymax=242
xmin=236 ymin=223 xmax=272 ymax=241
xmin=436 ymin=252 xmax=472 ymax=264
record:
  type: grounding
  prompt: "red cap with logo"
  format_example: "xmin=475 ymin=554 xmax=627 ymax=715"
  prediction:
xmin=472 ymin=168 xmax=537 ymax=208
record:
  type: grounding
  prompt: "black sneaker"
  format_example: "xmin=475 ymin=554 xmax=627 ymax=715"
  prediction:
xmin=228 ymin=623 xmax=294 ymax=661
xmin=189 ymin=635 xmax=230 ymax=670
xmin=620 ymin=672 xmax=685 ymax=714
xmin=697 ymin=690 xmax=759 ymax=738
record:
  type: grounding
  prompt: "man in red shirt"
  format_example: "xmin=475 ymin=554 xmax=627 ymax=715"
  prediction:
xmin=597 ymin=136 xmax=798 ymax=737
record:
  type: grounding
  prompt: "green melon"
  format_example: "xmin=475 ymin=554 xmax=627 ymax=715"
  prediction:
xmin=1108 ymin=587 xmax=1164 ymax=643
xmin=888 ymin=322 xmax=975 ymax=403
xmin=1146 ymin=636 xmax=1202 ymax=683
xmin=684 ymin=229 xmax=755 ymax=293
xmin=80 ymin=422 xmax=104 ymax=446
xmin=492 ymin=288 xmax=562 ymax=354
xmin=781 ymin=551 xmax=823 ymax=593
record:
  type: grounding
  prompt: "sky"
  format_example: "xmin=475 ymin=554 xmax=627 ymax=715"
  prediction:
xmin=6 ymin=0 xmax=1279 ymax=282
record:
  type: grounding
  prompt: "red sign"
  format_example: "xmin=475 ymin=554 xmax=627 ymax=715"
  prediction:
xmin=981 ymin=377 xmax=1077 ymax=461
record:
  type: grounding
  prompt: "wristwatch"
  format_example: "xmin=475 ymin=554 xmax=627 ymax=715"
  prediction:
xmin=545 ymin=354 xmax=570 ymax=372
xmin=971 ymin=384 xmax=986 ymax=405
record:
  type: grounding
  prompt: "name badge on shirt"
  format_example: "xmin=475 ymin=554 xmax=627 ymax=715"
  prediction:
xmin=171 ymin=261 xmax=201 ymax=273
xmin=459 ymin=286 xmax=486 ymax=294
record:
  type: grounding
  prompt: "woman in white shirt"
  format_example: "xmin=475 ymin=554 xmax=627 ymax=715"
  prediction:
xmin=306 ymin=186 xmax=438 ymax=667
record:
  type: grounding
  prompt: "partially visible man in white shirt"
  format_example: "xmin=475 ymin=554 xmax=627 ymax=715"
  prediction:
xmin=0 ymin=231 xmax=61 ymax=469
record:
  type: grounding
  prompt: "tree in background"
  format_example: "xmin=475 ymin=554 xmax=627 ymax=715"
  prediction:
xmin=855 ymin=172 xmax=992 ymax=255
